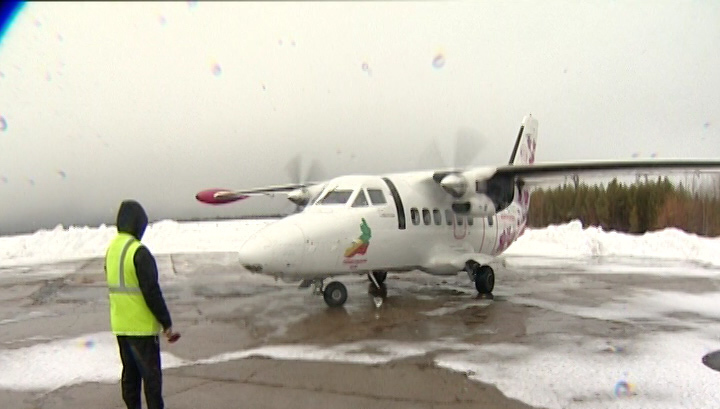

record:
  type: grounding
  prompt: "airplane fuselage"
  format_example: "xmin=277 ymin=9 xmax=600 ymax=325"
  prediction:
xmin=237 ymin=171 xmax=529 ymax=282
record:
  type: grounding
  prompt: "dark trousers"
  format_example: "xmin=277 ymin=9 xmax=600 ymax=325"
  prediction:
xmin=116 ymin=335 xmax=164 ymax=409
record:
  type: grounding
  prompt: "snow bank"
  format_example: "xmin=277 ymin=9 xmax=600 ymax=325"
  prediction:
xmin=505 ymin=220 xmax=720 ymax=267
xmin=0 ymin=219 xmax=273 ymax=267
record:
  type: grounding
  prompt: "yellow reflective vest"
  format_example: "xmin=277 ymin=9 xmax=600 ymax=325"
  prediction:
xmin=105 ymin=232 xmax=161 ymax=335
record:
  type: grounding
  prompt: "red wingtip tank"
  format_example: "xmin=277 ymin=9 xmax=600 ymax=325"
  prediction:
xmin=195 ymin=189 xmax=249 ymax=205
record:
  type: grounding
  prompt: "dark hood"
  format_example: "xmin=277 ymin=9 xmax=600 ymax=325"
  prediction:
xmin=116 ymin=200 xmax=148 ymax=240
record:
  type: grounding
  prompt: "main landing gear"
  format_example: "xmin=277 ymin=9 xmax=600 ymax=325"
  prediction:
xmin=466 ymin=261 xmax=495 ymax=299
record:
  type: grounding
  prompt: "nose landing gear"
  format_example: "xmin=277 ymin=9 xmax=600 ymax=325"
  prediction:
xmin=302 ymin=278 xmax=349 ymax=307
xmin=323 ymin=281 xmax=348 ymax=307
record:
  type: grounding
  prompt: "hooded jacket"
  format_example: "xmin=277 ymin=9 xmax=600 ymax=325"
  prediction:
xmin=114 ymin=200 xmax=172 ymax=331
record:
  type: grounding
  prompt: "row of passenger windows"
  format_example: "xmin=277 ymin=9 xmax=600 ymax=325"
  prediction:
xmin=409 ymin=207 xmax=487 ymax=226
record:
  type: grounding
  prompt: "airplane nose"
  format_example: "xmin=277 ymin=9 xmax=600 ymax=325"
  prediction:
xmin=238 ymin=233 xmax=274 ymax=273
xmin=238 ymin=223 xmax=305 ymax=273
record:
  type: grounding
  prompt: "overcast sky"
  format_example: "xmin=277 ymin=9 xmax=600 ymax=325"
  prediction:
xmin=0 ymin=1 xmax=718 ymax=234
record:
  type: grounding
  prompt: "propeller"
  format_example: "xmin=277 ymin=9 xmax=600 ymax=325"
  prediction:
xmin=420 ymin=127 xmax=486 ymax=197
xmin=285 ymin=154 xmax=326 ymax=212
xmin=418 ymin=126 xmax=485 ymax=171
xmin=453 ymin=127 xmax=485 ymax=170
xmin=285 ymin=154 xmax=325 ymax=186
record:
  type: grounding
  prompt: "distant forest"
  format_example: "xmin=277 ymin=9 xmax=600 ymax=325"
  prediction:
xmin=526 ymin=175 xmax=720 ymax=237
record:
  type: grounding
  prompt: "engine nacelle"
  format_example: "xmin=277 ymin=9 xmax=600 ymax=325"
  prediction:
xmin=287 ymin=183 xmax=327 ymax=206
xmin=287 ymin=188 xmax=311 ymax=206
xmin=451 ymin=174 xmax=516 ymax=216
xmin=451 ymin=194 xmax=497 ymax=217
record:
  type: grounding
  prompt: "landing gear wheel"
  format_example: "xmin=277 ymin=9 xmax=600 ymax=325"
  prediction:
xmin=368 ymin=271 xmax=387 ymax=285
xmin=474 ymin=265 xmax=495 ymax=294
xmin=323 ymin=281 xmax=348 ymax=307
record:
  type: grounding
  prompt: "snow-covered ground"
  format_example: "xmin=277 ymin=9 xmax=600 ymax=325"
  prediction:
xmin=2 ymin=218 xmax=719 ymax=268
xmin=1 ymin=219 xmax=719 ymax=408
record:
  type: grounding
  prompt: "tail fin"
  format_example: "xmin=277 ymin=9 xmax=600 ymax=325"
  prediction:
xmin=508 ymin=115 xmax=538 ymax=166
xmin=510 ymin=115 xmax=538 ymax=232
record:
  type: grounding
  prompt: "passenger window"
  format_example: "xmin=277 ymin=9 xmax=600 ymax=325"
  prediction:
xmin=432 ymin=209 xmax=441 ymax=225
xmin=411 ymin=208 xmax=420 ymax=225
xmin=467 ymin=216 xmax=474 ymax=226
xmin=445 ymin=209 xmax=453 ymax=225
xmin=487 ymin=215 xmax=493 ymax=226
xmin=352 ymin=190 xmax=369 ymax=207
xmin=422 ymin=208 xmax=431 ymax=225
xmin=367 ymin=189 xmax=387 ymax=205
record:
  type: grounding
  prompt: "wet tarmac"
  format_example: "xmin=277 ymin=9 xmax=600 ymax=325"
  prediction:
xmin=0 ymin=253 xmax=719 ymax=408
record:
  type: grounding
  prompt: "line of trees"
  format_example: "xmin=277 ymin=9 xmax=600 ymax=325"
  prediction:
xmin=526 ymin=175 xmax=720 ymax=237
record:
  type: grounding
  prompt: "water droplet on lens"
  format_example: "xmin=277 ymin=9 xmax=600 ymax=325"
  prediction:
xmin=432 ymin=54 xmax=445 ymax=68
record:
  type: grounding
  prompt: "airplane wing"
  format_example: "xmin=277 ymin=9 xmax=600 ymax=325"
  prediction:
xmin=196 ymin=181 xmax=326 ymax=204
xmin=492 ymin=159 xmax=720 ymax=185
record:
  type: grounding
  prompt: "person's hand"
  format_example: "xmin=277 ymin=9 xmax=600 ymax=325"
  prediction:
xmin=163 ymin=327 xmax=180 ymax=343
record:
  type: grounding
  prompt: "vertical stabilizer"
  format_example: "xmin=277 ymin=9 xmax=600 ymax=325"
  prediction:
xmin=510 ymin=115 xmax=538 ymax=233
xmin=508 ymin=115 xmax=538 ymax=166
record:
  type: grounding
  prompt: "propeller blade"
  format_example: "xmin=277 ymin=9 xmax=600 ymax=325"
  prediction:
xmin=418 ymin=137 xmax=447 ymax=170
xmin=305 ymin=159 xmax=325 ymax=184
xmin=195 ymin=189 xmax=249 ymax=205
xmin=453 ymin=127 xmax=484 ymax=169
xmin=285 ymin=154 xmax=302 ymax=185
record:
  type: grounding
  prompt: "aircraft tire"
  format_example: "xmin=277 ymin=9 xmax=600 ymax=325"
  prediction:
xmin=474 ymin=265 xmax=495 ymax=294
xmin=368 ymin=271 xmax=387 ymax=285
xmin=323 ymin=281 xmax=348 ymax=307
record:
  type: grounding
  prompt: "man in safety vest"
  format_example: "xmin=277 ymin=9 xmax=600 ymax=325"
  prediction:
xmin=105 ymin=200 xmax=176 ymax=409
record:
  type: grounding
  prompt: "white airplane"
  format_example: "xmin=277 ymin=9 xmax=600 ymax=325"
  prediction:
xmin=196 ymin=115 xmax=720 ymax=307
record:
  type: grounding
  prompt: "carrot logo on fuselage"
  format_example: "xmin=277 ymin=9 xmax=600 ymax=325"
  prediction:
xmin=344 ymin=218 xmax=371 ymax=258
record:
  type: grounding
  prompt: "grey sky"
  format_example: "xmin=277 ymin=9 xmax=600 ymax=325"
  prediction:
xmin=0 ymin=1 xmax=718 ymax=235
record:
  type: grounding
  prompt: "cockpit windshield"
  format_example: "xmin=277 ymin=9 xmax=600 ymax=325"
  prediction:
xmin=316 ymin=188 xmax=354 ymax=205
xmin=312 ymin=177 xmax=389 ymax=207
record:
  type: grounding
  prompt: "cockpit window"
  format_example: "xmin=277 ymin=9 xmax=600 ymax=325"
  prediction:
xmin=309 ymin=184 xmax=327 ymax=205
xmin=367 ymin=189 xmax=387 ymax=205
xmin=317 ymin=189 xmax=354 ymax=205
xmin=352 ymin=190 xmax=369 ymax=207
